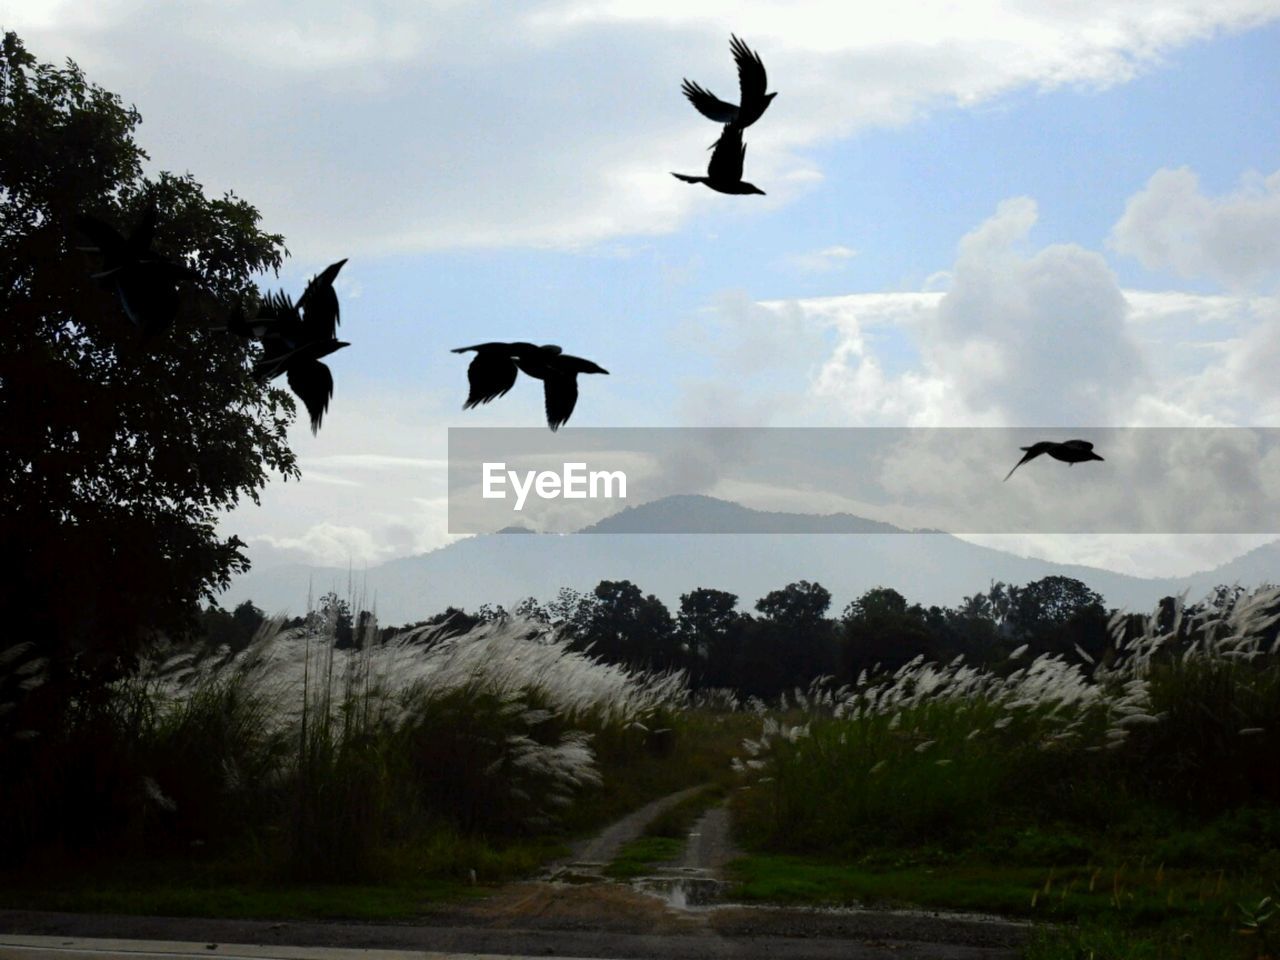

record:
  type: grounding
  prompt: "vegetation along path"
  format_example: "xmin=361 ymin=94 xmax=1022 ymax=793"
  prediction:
xmin=415 ymin=785 xmax=1029 ymax=956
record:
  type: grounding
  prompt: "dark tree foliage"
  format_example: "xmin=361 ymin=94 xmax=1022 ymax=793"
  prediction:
xmin=195 ymin=599 xmax=265 ymax=654
xmin=677 ymin=587 xmax=743 ymax=685
xmin=570 ymin=580 xmax=680 ymax=671
xmin=751 ymin=581 xmax=837 ymax=693
xmin=838 ymin=586 xmax=934 ymax=678
xmin=0 ymin=32 xmax=295 ymax=690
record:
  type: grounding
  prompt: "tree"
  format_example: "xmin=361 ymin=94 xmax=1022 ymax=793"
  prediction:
xmin=571 ymin=580 xmax=679 ymax=671
xmin=751 ymin=581 xmax=836 ymax=695
xmin=0 ymin=32 xmax=294 ymax=693
xmin=839 ymin=586 xmax=933 ymax=678
xmin=318 ymin=592 xmax=355 ymax=648
xmin=677 ymin=587 xmax=742 ymax=686
xmin=755 ymin=580 xmax=831 ymax=625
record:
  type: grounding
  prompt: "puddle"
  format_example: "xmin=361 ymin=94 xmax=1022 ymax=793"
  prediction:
xmin=629 ymin=874 xmax=732 ymax=909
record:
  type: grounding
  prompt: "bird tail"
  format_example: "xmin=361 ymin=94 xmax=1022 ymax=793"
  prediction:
xmin=671 ymin=173 xmax=701 ymax=183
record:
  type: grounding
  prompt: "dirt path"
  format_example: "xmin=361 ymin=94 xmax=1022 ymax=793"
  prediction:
xmin=679 ymin=802 xmax=739 ymax=872
xmin=548 ymin=784 xmax=706 ymax=878
xmin=0 ymin=787 xmax=1031 ymax=958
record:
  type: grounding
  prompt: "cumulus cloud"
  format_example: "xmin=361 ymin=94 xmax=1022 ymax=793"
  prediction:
xmin=783 ymin=199 xmax=1145 ymax=426
xmin=1110 ymin=167 xmax=1280 ymax=291
xmin=688 ymin=194 xmax=1280 ymax=433
xmin=927 ymin=197 xmax=1144 ymax=425
xmin=8 ymin=0 xmax=1278 ymax=256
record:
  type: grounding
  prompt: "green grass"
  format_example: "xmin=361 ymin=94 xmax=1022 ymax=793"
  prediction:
xmin=604 ymin=837 xmax=686 ymax=879
xmin=0 ymin=876 xmax=469 ymax=921
xmin=0 ymin=831 xmax=561 ymax=919
xmin=727 ymin=854 xmax=1264 ymax=922
xmin=642 ymin=783 xmax=727 ymax=839
xmin=1023 ymin=920 xmax=1256 ymax=960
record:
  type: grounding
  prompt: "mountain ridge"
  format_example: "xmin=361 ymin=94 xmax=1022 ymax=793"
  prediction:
xmin=220 ymin=495 xmax=1278 ymax=624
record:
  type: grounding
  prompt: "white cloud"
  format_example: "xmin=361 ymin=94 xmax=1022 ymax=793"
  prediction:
xmin=1110 ymin=167 xmax=1280 ymax=291
xmin=8 ymin=1 xmax=1278 ymax=255
xmin=788 ymin=244 xmax=859 ymax=272
xmin=687 ymin=192 xmax=1280 ymax=432
xmin=220 ymin=386 xmax=458 ymax=567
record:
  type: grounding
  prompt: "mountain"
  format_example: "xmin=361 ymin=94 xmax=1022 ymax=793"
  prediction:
xmin=217 ymin=495 xmax=1279 ymax=625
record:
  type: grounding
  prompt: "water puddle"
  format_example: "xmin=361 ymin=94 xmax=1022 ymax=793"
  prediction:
xmin=629 ymin=874 xmax=732 ymax=909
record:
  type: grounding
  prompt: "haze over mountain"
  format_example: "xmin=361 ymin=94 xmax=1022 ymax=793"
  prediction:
xmin=218 ymin=496 xmax=1279 ymax=625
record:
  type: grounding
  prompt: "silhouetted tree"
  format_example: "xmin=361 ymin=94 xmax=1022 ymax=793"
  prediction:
xmin=0 ymin=32 xmax=292 ymax=697
xmin=838 ymin=586 xmax=934 ymax=679
xmin=752 ymin=581 xmax=836 ymax=695
xmin=677 ymin=587 xmax=743 ymax=686
xmin=571 ymin=580 xmax=679 ymax=671
xmin=319 ymin=592 xmax=355 ymax=648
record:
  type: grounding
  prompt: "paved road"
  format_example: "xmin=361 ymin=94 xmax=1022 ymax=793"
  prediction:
xmin=0 ymin=905 xmax=1026 ymax=960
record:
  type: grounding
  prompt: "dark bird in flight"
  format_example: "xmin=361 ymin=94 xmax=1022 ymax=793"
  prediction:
xmin=451 ymin=342 xmax=609 ymax=431
xmin=671 ymin=124 xmax=765 ymax=195
xmin=255 ymin=335 xmax=349 ymax=434
xmin=74 ymin=201 xmax=211 ymax=336
xmin=1003 ymin=440 xmax=1105 ymax=482
xmin=224 ymin=259 xmax=348 ymax=342
xmin=242 ymin=260 xmax=351 ymax=434
xmin=681 ymin=35 xmax=776 ymax=133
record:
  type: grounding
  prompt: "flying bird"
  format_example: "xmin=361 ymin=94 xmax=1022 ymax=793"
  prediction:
xmin=671 ymin=124 xmax=765 ymax=195
xmin=681 ymin=35 xmax=776 ymax=133
xmin=242 ymin=260 xmax=352 ymax=434
xmin=1003 ymin=440 xmax=1105 ymax=482
xmin=451 ymin=342 xmax=609 ymax=431
xmin=254 ymin=334 xmax=349 ymax=434
xmin=223 ymin=259 xmax=348 ymax=342
xmin=74 ymin=200 xmax=212 ymax=336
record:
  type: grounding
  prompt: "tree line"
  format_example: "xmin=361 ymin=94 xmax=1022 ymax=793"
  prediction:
xmin=200 ymin=576 xmax=1276 ymax=701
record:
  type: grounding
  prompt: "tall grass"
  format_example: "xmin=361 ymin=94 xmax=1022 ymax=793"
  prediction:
xmin=0 ymin=612 xmax=691 ymax=881
xmin=735 ymin=585 xmax=1280 ymax=859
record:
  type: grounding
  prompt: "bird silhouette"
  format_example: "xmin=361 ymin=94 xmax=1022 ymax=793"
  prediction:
xmin=671 ymin=124 xmax=765 ymax=195
xmin=242 ymin=260 xmax=351 ymax=434
xmin=74 ymin=200 xmax=212 ymax=336
xmin=682 ymin=35 xmax=776 ymax=134
xmin=255 ymin=335 xmax=349 ymax=434
xmin=1003 ymin=440 xmax=1105 ymax=482
xmin=223 ymin=259 xmax=347 ymax=342
xmin=451 ymin=342 xmax=609 ymax=431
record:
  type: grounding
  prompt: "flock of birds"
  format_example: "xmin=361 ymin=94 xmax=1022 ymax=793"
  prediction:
xmin=69 ymin=35 xmax=1105 ymax=481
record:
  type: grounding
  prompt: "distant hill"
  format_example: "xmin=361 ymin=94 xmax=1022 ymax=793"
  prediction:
xmin=218 ymin=495 xmax=1279 ymax=625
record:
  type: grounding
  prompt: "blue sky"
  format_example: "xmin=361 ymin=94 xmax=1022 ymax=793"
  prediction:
xmin=9 ymin=1 xmax=1280 ymax=581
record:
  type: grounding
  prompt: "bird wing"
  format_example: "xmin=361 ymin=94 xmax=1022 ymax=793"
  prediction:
xmin=253 ymin=337 xmax=294 ymax=382
xmin=543 ymin=373 xmax=579 ymax=431
xmin=556 ymin=353 xmax=608 ymax=375
xmin=463 ymin=352 xmax=519 ymax=408
xmin=1003 ymin=444 xmax=1047 ymax=482
xmin=255 ymin=289 xmax=296 ymax=321
xmin=730 ymin=35 xmax=769 ymax=116
xmin=298 ymin=258 xmax=346 ymax=341
xmin=681 ymin=79 xmax=739 ymax=123
xmin=707 ymin=124 xmax=746 ymax=182
xmin=1062 ymin=439 xmax=1094 ymax=452
xmin=287 ymin=358 xmax=336 ymax=434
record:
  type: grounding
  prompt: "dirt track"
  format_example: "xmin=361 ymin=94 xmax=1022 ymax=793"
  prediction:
xmin=0 ymin=787 xmax=1031 ymax=959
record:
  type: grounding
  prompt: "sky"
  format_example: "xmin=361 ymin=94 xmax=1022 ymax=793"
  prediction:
xmin=8 ymin=0 xmax=1280 ymax=583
